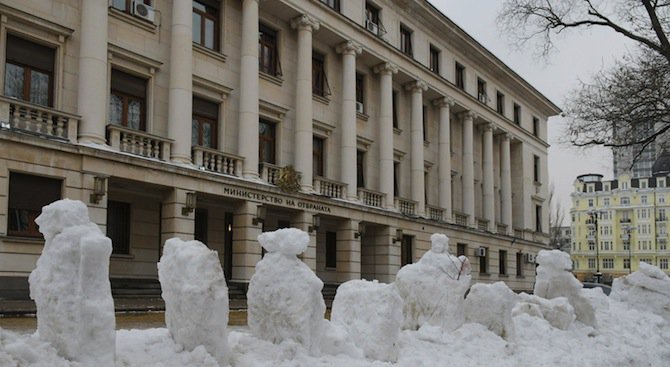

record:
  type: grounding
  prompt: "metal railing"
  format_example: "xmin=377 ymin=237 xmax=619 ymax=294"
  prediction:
xmin=313 ymin=176 xmax=347 ymax=199
xmin=0 ymin=96 xmax=78 ymax=142
xmin=193 ymin=146 xmax=243 ymax=176
xmin=107 ymin=124 xmax=172 ymax=160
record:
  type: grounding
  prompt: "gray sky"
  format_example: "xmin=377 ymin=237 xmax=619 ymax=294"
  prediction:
xmin=429 ymin=0 xmax=634 ymax=224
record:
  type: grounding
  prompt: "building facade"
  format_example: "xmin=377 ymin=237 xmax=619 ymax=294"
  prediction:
xmin=570 ymin=166 xmax=670 ymax=283
xmin=0 ymin=0 xmax=559 ymax=298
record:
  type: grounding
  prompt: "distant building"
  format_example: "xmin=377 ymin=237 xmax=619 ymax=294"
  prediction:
xmin=612 ymin=121 xmax=662 ymax=178
xmin=550 ymin=226 xmax=571 ymax=253
xmin=570 ymin=152 xmax=670 ymax=283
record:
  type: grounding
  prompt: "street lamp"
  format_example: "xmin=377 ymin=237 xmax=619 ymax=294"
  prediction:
xmin=587 ymin=210 xmax=602 ymax=283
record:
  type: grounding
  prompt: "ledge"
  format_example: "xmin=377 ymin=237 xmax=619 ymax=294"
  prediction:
xmin=313 ymin=94 xmax=330 ymax=105
xmin=259 ymin=72 xmax=283 ymax=86
xmin=0 ymin=236 xmax=44 ymax=245
xmin=108 ymin=7 xmax=157 ymax=33
xmin=356 ymin=112 xmax=369 ymax=121
xmin=193 ymin=43 xmax=227 ymax=63
xmin=111 ymin=253 xmax=135 ymax=260
xmin=393 ymin=127 xmax=403 ymax=135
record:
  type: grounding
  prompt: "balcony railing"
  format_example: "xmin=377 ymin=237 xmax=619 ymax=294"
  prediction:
xmin=313 ymin=176 xmax=347 ymax=199
xmin=496 ymin=223 xmax=508 ymax=235
xmin=657 ymin=217 xmax=667 ymax=222
xmin=0 ymin=96 xmax=78 ymax=142
xmin=107 ymin=124 xmax=172 ymax=160
xmin=193 ymin=146 xmax=243 ymax=177
xmin=260 ymin=162 xmax=281 ymax=185
xmin=619 ymin=218 xmax=632 ymax=223
xmin=427 ymin=205 xmax=444 ymax=221
xmin=453 ymin=211 xmax=468 ymax=227
xmin=514 ymin=228 xmax=524 ymax=239
xmin=395 ymin=197 xmax=417 ymax=216
xmin=358 ymin=188 xmax=385 ymax=208
xmin=477 ymin=218 xmax=489 ymax=231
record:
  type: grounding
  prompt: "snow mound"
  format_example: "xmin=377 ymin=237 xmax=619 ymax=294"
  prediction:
xmin=331 ymin=279 xmax=402 ymax=361
xmin=247 ymin=228 xmax=326 ymax=352
xmin=464 ymin=282 xmax=517 ymax=340
xmin=116 ymin=328 xmax=220 ymax=367
xmin=534 ymin=249 xmax=596 ymax=327
xmin=313 ymin=320 xmax=364 ymax=359
xmin=158 ymin=238 xmax=229 ymax=366
xmin=611 ymin=262 xmax=670 ymax=323
xmin=512 ymin=293 xmax=575 ymax=330
xmin=395 ymin=233 xmax=471 ymax=330
xmin=28 ymin=199 xmax=115 ymax=366
xmin=0 ymin=328 xmax=72 ymax=367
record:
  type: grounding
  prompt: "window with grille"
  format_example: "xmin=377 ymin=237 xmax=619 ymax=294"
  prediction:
xmin=4 ymin=35 xmax=55 ymax=107
xmin=109 ymin=69 xmax=147 ymax=131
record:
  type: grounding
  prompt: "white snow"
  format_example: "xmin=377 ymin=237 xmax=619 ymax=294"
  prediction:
xmin=330 ymin=279 xmax=402 ymax=361
xmin=157 ymin=238 xmax=229 ymax=366
xmin=464 ymin=282 xmax=517 ymax=340
xmin=28 ymin=199 xmax=115 ymax=366
xmin=395 ymin=233 xmax=471 ymax=331
xmin=247 ymin=228 xmax=326 ymax=353
xmin=534 ymin=249 xmax=597 ymax=327
xmin=512 ymin=293 xmax=575 ymax=330
xmin=611 ymin=262 xmax=670 ymax=322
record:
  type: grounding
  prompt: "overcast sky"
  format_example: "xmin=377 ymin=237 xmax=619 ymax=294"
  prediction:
xmin=429 ymin=0 xmax=635 ymax=225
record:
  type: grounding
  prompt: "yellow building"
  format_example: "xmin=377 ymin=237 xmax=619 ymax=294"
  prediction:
xmin=570 ymin=155 xmax=670 ymax=283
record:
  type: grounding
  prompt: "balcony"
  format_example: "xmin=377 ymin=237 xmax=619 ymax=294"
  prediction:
xmin=395 ymin=197 xmax=417 ymax=216
xmin=657 ymin=217 xmax=667 ymax=222
xmin=619 ymin=218 xmax=632 ymax=223
xmin=259 ymin=162 xmax=281 ymax=185
xmin=107 ymin=124 xmax=172 ymax=160
xmin=426 ymin=205 xmax=445 ymax=221
xmin=513 ymin=228 xmax=524 ymax=239
xmin=0 ymin=96 xmax=78 ymax=142
xmin=496 ymin=223 xmax=508 ymax=235
xmin=358 ymin=188 xmax=385 ymax=208
xmin=453 ymin=211 xmax=469 ymax=227
xmin=192 ymin=146 xmax=243 ymax=177
xmin=477 ymin=218 xmax=489 ymax=231
xmin=313 ymin=176 xmax=347 ymax=199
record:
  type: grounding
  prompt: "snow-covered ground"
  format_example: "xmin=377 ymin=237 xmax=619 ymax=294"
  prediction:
xmin=1 ymin=200 xmax=669 ymax=366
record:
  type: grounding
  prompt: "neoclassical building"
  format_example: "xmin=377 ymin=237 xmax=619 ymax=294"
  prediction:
xmin=0 ymin=0 xmax=559 ymax=298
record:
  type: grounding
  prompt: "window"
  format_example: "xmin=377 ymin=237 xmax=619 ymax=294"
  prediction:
xmin=110 ymin=0 xmax=151 ymax=14
xmin=424 ymin=171 xmax=429 ymax=205
xmin=392 ymin=91 xmax=399 ymax=128
xmin=319 ymin=0 xmax=340 ymax=11
xmin=259 ymin=119 xmax=276 ymax=164
xmin=422 ymin=105 xmax=428 ymax=142
xmin=588 ymin=199 xmax=594 ymax=207
xmin=513 ymin=103 xmax=521 ymax=125
xmin=588 ymin=258 xmax=596 ymax=269
xmin=623 ymin=258 xmax=630 ymax=269
xmin=4 ymin=35 xmax=55 ymax=107
xmin=325 ymin=231 xmax=337 ymax=268
xmin=312 ymin=52 xmax=330 ymax=97
xmin=313 ymin=136 xmax=325 ymax=177
xmin=496 ymin=91 xmax=505 ymax=115
xmin=479 ymin=247 xmax=488 ymax=274
xmin=659 ymin=239 xmax=667 ymax=251
xmin=604 ymin=198 xmax=610 ymax=207
xmin=477 ymin=78 xmax=487 ymax=103
xmin=8 ymin=173 xmax=61 ymax=238
xmin=533 ymin=117 xmax=539 ymax=137
xmin=259 ymin=24 xmax=281 ymax=77
xmin=192 ymin=97 xmax=218 ymax=148
xmin=194 ymin=208 xmax=208 ymax=244
xmin=535 ymin=205 xmax=542 ymax=232
xmin=365 ymin=2 xmax=380 ymax=27
xmin=621 ymin=197 xmax=630 ymax=206
xmin=400 ymin=26 xmax=413 ymax=57
xmin=457 ymin=243 xmax=467 ymax=257
xmin=357 ymin=150 xmax=365 ymax=188
xmin=641 ymin=195 xmax=648 ymax=204
xmin=516 ymin=252 xmax=523 ymax=276
xmin=401 ymin=235 xmax=413 ymax=266
xmin=659 ymin=209 xmax=667 ymax=221
xmin=429 ymin=45 xmax=440 ymax=74
xmin=355 ymin=73 xmax=365 ymax=111
xmin=603 ymin=258 xmax=614 ymax=269
xmin=533 ymin=155 xmax=540 ymax=183
xmin=660 ymin=259 xmax=668 ymax=270
xmin=107 ymin=200 xmax=131 ymax=255
xmin=109 ymin=69 xmax=147 ymax=130
xmin=192 ymin=0 xmax=219 ymax=50
xmin=659 ymin=179 xmax=666 ymax=188
xmin=394 ymin=162 xmax=400 ymax=197
xmin=499 ymin=250 xmax=507 ymax=275
xmin=455 ymin=62 xmax=465 ymax=90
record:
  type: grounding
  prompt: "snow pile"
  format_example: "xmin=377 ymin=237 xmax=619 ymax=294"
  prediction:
xmin=330 ymin=279 xmax=402 ymax=361
xmin=0 ymin=328 xmax=72 ymax=367
xmin=534 ymin=250 xmax=596 ymax=327
xmin=247 ymin=228 xmax=326 ymax=352
xmin=116 ymin=328 xmax=220 ymax=367
xmin=157 ymin=238 xmax=229 ymax=366
xmin=464 ymin=282 xmax=517 ymax=340
xmin=395 ymin=233 xmax=471 ymax=330
xmin=611 ymin=262 xmax=670 ymax=323
xmin=512 ymin=293 xmax=575 ymax=330
xmin=28 ymin=199 xmax=115 ymax=366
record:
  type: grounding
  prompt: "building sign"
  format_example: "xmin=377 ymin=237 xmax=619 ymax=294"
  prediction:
xmin=222 ymin=186 xmax=332 ymax=213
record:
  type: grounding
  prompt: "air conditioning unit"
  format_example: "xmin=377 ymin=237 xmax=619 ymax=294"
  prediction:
xmin=132 ymin=0 xmax=156 ymax=23
xmin=524 ymin=253 xmax=536 ymax=264
xmin=475 ymin=247 xmax=486 ymax=257
xmin=365 ymin=19 xmax=379 ymax=35
xmin=355 ymin=101 xmax=364 ymax=114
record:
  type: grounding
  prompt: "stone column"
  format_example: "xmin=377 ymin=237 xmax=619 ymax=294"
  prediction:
xmin=291 ymin=15 xmax=320 ymax=192
xmin=77 ymin=0 xmax=108 ymax=144
xmin=167 ymin=0 xmax=193 ymax=163
xmin=434 ymin=97 xmax=454 ymax=222
xmin=337 ymin=219 xmax=362 ymax=282
xmin=482 ymin=122 xmax=495 ymax=231
xmin=405 ymin=80 xmax=428 ymax=216
xmin=373 ymin=62 xmax=398 ymax=208
xmin=336 ymin=41 xmax=362 ymax=200
xmin=500 ymin=133 xmax=513 ymax=234
xmin=231 ymin=201 xmax=263 ymax=282
xmin=462 ymin=111 xmax=476 ymax=227
xmin=238 ymin=0 xmax=261 ymax=179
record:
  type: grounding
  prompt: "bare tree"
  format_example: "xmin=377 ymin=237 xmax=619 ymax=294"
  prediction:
xmin=548 ymin=183 xmax=566 ymax=249
xmin=498 ymin=0 xmax=670 ymax=166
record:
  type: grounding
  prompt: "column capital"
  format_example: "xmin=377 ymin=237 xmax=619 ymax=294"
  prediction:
xmin=404 ymin=79 xmax=427 ymax=93
xmin=501 ymin=131 xmax=512 ymax=141
xmin=433 ymin=96 xmax=455 ymax=108
xmin=462 ymin=110 xmax=479 ymax=121
xmin=482 ymin=121 xmax=494 ymax=132
xmin=290 ymin=14 xmax=320 ymax=32
xmin=336 ymin=40 xmax=362 ymax=56
xmin=373 ymin=62 xmax=398 ymax=75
